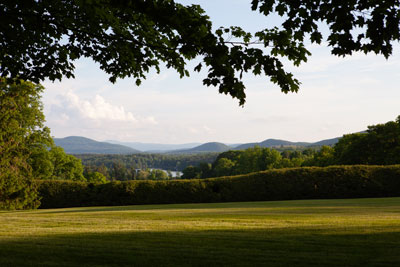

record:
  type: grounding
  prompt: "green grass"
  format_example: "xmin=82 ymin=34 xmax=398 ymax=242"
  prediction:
xmin=1 ymin=198 xmax=400 ymax=266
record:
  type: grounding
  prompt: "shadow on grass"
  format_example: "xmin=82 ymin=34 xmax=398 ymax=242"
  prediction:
xmin=1 ymin=229 xmax=400 ymax=267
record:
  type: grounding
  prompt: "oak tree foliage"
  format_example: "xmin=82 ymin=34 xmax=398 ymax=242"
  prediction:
xmin=0 ymin=79 xmax=50 ymax=209
xmin=2 ymin=0 xmax=399 ymax=105
xmin=0 ymin=79 xmax=87 ymax=209
xmin=334 ymin=116 xmax=400 ymax=165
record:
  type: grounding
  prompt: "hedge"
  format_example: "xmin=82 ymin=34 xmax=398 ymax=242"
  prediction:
xmin=37 ymin=165 xmax=400 ymax=208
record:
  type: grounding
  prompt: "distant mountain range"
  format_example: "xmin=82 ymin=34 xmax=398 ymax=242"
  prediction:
xmin=234 ymin=137 xmax=340 ymax=150
xmin=168 ymin=142 xmax=231 ymax=154
xmin=310 ymin=137 xmax=341 ymax=146
xmin=234 ymin=139 xmax=309 ymax=150
xmin=54 ymin=135 xmax=343 ymax=154
xmin=106 ymin=140 xmax=201 ymax=152
xmin=54 ymin=136 xmax=141 ymax=154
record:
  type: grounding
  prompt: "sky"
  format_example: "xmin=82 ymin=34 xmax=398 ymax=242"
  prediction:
xmin=42 ymin=0 xmax=400 ymax=144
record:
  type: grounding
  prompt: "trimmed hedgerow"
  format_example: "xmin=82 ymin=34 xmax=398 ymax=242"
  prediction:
xmin=37 ymin=165 xmax=400 ymax=208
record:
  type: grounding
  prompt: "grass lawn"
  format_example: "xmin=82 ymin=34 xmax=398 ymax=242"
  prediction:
xmin=1 ymin=198 xmax=400 ymax=266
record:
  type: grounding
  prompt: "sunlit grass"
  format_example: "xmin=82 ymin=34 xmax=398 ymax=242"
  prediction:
xmin=1 ymin=198 xmax=400 ymax=266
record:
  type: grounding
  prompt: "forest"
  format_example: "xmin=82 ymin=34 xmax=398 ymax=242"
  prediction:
xmin=181 ymin=116 xmax=400 ymax=179
xmin=76 ymin=153 xmax=219 ymax=181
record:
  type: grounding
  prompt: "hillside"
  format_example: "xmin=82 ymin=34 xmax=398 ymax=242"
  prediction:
xmin=235 ymin=137 xmax=340 ymax=150
xmin=235 ymin=139 xmax=312 ymax=150
xmin=56 ymin=134 xmax=344 ymax=155
xmin=169 ymin=142 xmax=231 ymax=153
xmin=311 ymin=137 xmax=341 ymax=146
xmin=106 ymin=140 xmax=201 ymax=152
xmin=260 ymin=139 xmax=310 ymax=147
xmin=54 ymin=136 xmax=141 ymax=154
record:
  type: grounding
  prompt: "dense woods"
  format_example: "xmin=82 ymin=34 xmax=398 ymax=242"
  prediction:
xmin=76 ymin=153 xmax=219 ymax=180
xmin=181 ymin=116 xmax=400 ymax=179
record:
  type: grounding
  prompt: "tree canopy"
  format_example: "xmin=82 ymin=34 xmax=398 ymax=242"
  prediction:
xmin=2 ymin=0 xmax=399 ymax=105
xmin=334 ymin=116 xmax=400 ymax=165
xmin=0 ymin=78 xmax=90 ymax=209
xmin=0 ymin=79 xmax=50 ymax=209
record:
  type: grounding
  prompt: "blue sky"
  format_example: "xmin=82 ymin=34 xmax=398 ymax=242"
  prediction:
xmin=42 ymin=0 xmax=400 ymax=144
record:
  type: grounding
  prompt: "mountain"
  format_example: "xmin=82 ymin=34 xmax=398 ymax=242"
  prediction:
xmin=54 ymin=136 xmax=141 ymax=154
xmin=235 ymin=137 xmax=341 ymax=150
xmin=169 ymin=142 xmax=231 ymax=154
xmin=311 ymin=137 xmax=341 ymax=146
xmin=234 ymin=142 xmax=259 ymax=150
xmin=260 ymin=139 xmax=311 ymax=147
xmin=310 ymin=131 xmax=366 ymax=147
xmin=57 ymin=134 xmax=346 ymax=155
xmin=105 ymin=140 xmax=201 ymax=152
xmin=235 ymin=139 xmax=311 ymax=150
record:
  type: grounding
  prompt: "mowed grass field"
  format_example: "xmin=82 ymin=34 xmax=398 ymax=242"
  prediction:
xmin=1 ymin=198 xmax=400 ymax=266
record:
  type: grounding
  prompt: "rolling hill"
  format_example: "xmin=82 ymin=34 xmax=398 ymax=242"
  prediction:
xmin=54 ymin=136 xmax=141 ymax=154
xmin=169 ymin=142 xmax=231 ymax=153
xmin=235 ymin=139 xmax=312 ymax=150
xmin=235 ymin=137 xmax=340 ymax=150
xmin=106 ymin=140 xmax=201 ymax=152
xmin=55 ymin=134 xmax=345 ymax=155
xmin=310 ymin=137 xmax=341 ymax=146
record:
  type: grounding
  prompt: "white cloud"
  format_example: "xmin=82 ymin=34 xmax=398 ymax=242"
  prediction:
xmin=44 ymin=89 xmax=160 ymax=141
xmin=62 ymin=91 xmax=137 ymax=122
xmin=142 ymin=116 xmax=158 ymax=125
xmin=187 ymin=127 xmax=199 ymax=134
xmin=202 ymin=125 xmax=214 ymax=134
